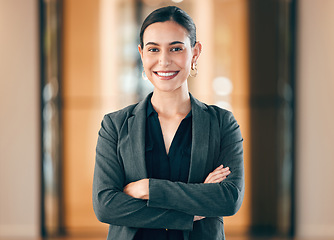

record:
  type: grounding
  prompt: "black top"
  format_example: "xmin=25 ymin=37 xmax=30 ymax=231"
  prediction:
xmin=133 ymin=98 xmax=192 ymax=240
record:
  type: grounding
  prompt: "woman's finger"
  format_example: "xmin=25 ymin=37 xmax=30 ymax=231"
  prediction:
xmin=206 ymin=167 xmax=229 ymax=179
xmin=204 ymin=167 xmax=231 ymax=183
xmin=208 ymin=175 xmax=227 ymax=183
xmin=205 ymin=174 xmax=227 ymax=183
xmin=194 ymin=216 xmax=205 ymax=221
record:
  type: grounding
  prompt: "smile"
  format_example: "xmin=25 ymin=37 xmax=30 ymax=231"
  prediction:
xmin=154 ymin=71 xmax=179 ymax=79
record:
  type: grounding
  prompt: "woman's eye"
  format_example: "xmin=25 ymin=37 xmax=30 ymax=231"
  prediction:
xmin=148 ymin=48 xmax=159 ymax=52
xmin=171 ymin=47 xmax=182 ymax=52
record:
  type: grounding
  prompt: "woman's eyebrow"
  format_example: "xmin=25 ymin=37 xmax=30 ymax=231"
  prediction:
xmin=170 ymin=41 xmax=184 ymax=45
xmin=145 ymin=41 xmax=185 ymax=46
xmin=145 ymin=42 xmax=159 ymax=46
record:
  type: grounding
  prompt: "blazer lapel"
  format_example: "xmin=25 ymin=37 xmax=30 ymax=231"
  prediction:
xmin=188 ymin=94 xmax=211 ymax=183
xmin=126 ymin=95 xmax=151 ymax=180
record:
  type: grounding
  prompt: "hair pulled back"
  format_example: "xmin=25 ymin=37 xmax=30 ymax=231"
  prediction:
xmin=139 ymin=6 xmax=197 ymax=48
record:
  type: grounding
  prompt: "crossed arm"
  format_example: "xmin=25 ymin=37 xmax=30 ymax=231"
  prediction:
xmin=123 ymin=164 xmax=231 ymax=221
xmin=123 ymin=164 xmax=231 ymax=199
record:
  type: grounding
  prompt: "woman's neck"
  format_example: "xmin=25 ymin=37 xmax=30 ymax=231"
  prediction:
xmin=151 ymin=87 xmax=191 ymax=117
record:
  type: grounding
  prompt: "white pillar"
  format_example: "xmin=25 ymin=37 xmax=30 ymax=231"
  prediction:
xmin=296 ymin=0 xmax=334 ymax=238
xmin=0 ymin=0 xmax=40 ymax=237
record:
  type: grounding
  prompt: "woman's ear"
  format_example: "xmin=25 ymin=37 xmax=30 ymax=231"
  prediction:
xmin=138 ymin=44 xmax=144 ymax=60
xmin=192 ymin=41 xmax=202 ymax=65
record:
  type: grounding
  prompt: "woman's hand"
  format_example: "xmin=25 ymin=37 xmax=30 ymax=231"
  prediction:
xmin=204 ymin=164 xmax=230 ymax=183
xmin=123 ymin=179 xmax=149 ymax=200
xmin=193 ymin=215 xmax=205 ymax=221
xmin=194 ymin=165 xmax=230 ymax=222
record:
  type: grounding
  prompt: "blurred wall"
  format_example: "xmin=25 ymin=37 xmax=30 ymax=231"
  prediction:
xmin=62 ymin=0 xmax=108 ymax=234
xmin=296 ymin=0 xmax=334 ymax=238
xmin=0 ymin=0 xmax=40 ymax=238
xmin=1 ymin=0 xmax=334 ymax=238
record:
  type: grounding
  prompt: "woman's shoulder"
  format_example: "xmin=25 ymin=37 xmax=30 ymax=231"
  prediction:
xmin=106 ymin=103 xmax=138 ymax=117
xmin=206 ymin=104 xmax=238 ymax=126
xmin=203 ymin=103 xmax=242 ymax=142
xmin=103 ymin=103 xmax=139 ymax=125
xmin=101 ymin=94 xmax=150 ymax=129
xmin=190 ymin=93 xmax=237 ymax=125
xmin=206 ymin=103 xmax=231 ymax=116
xmin=193 ymin=97 xmax=233 ymax=120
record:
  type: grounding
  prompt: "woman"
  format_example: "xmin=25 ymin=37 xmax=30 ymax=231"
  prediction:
xmin=93 ymin=6 xmax=244 ymax=240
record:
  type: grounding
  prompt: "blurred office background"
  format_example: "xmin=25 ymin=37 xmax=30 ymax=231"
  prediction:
xmin=1 ymin=0 xmax=333 ymax=239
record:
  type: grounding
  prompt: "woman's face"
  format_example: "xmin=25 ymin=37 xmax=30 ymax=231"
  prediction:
xmin=138 ymin=21 xmax=201 ymax=93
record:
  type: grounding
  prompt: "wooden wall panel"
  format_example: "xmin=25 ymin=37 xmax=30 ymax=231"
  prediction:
xmin=212 ymin=0 xmax=251 ymax=234
xmin=62 ymin=0 xmax=107 ymax=235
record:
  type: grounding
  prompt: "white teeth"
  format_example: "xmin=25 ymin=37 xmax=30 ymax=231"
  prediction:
xmin=156 ymin=72 xmax=176 ymax=77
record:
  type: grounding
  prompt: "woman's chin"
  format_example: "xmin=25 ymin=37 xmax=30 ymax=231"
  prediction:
xmin=151 ymin=80 xmax=188 ymax=94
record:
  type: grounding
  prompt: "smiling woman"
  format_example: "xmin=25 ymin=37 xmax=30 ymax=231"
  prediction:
xmin=138 ymin=21 xmax=201 ymax=95
xmin=93 ymin=6 xmax=244 ymax=240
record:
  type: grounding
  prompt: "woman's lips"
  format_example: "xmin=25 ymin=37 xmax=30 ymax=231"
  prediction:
xmin=154 ymin=71 xmax=179 ymax=80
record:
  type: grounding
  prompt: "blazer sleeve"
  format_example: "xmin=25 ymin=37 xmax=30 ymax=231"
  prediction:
xmin=92 ymin=114 xmax=194 ymax=230
xmin=147 ymin=111 xmax=244 ymax=217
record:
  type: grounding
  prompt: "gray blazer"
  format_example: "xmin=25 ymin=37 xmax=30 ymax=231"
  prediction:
xmin=93 ymin=93 xmax=244 ymax=240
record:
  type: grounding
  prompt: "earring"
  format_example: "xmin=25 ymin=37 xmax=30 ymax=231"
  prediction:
xmin=190 ymin=63 xmax=198 ymax=78
xmin=142 ymin=70 xmax=148 ymax=80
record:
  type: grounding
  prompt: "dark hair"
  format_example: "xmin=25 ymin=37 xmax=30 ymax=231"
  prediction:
xmin=139 ymin=6 xmax=197 ymax=48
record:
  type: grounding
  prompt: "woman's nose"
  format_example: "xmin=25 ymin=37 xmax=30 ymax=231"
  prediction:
xmin=159 ymin=52 xmax=171 ymax=66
